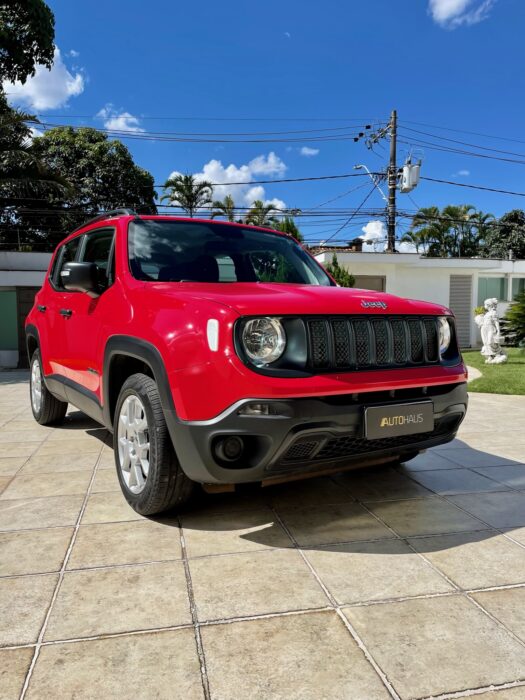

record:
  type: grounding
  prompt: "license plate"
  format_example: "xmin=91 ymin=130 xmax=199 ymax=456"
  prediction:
xmin=364 ymin=401 xmax=434 ymax=439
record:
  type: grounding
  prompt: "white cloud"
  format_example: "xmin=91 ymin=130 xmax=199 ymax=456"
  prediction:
xmin=300 ymin=146 xmax=320 ymax=157
xmin=360 ymin=221 xmax=387 ymax=252
xmin=284 ymin=31 xmax=291 ymax=38
xmin=3 ymin=47 xmax=84 ymax=110
xmin=97 ymin=104 xmax=145 ymax=133
xmin=452 ymin=168 xmax=470 ymax=177
xmin=428 ymin=0 xmax=496 ymax=28
xmin=168 ymin=152 xmax=287 ymax=211
xmin=67 ymin=49 xmax=80 ymax=58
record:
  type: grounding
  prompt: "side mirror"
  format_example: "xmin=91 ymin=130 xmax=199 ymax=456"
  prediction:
xmin=61 ymin=262 xmax=99 ymax=296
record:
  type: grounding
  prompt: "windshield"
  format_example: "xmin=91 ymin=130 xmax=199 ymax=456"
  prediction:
xmin=128 ymin=220 xmax=333 ymax=286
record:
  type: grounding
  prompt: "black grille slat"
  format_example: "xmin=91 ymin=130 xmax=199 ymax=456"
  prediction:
xmin=423 ymin=319 xmax=438 ymax=362
xmin=332 ymin=320 xmax=353 ymax=367
xmin=353 ymin=319 xmax=371 ymax=366
xmin=309 ymin=320 xmax=330 ymax=368
xmin=390 ymin=319 xmax=407 ymax=364
xmin=282 ymin=441 xmax=319 ymax=462
xmin=371 ymin=319 xmax=389 ymax=365
xmin=407 ymin=319 xmax=424 ymax=363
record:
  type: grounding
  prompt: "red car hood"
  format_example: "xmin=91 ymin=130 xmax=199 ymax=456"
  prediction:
xmin=151 ymin=282 xmax=450 ymax=317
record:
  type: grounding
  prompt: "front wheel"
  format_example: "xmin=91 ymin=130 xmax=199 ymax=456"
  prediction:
xmin=30 ymin=349 xmax=68 ymax=425
xmin=114 ymin=373 xmax=193 ymax=515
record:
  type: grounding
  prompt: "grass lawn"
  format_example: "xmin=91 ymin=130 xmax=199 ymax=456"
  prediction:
xmin=462 ymin=347 xmax=525 ymax=395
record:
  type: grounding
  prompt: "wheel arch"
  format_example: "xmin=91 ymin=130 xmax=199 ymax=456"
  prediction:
xmin=103 ymin=336 xmax=177 ymax=431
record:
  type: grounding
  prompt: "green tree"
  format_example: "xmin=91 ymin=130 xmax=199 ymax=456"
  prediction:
xmin=483 ymin=209 xmax=525 ymax=260
xmin=0 ymin=0 xmax=55 ymax=84
xmin=244 ymin=200 xmax=281 ymax=227
xmin=161 ymin=174 xmax=212 ymax=217
xmin=400 ymin=229 xmax=429 ymax=254
xmin=409 ymin=204 xmax=490 ymax=258
xmin=324 ymin=254 xmax=355 ymax=287
xmin=210 ymin=194 xmax=236 ymax=221
xmin=504 ymin=290 xmax=525 ymax=346
xmin=0 ymin=94 xmax=71 ymax=250
xmin=26 ymin=126 xmax=156 ymax=247
xmin=274 ymin=216 xmax=303 ymax=241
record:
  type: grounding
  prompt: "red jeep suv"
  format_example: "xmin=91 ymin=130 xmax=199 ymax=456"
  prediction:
xmin=26 ymin=210 xmax=468 ymax=515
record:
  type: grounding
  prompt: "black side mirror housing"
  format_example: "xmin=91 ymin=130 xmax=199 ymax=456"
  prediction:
xmin=61 ymin=262 xmax=99 ymax=296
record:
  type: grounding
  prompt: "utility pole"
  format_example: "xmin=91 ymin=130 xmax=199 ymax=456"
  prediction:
xmin=386 ymin=109 xmax=397 ymax=253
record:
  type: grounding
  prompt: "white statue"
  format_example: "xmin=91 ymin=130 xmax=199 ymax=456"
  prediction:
xmin=474 ymin=298 xmax=508 ymax=364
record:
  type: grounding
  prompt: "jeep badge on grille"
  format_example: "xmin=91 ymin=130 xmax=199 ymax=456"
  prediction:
xmin=361 ymin=300 xmax=388 ymax=309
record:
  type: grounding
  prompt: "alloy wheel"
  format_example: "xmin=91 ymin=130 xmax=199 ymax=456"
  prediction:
xmin=117 ymin=395 xmax=150 ymax=494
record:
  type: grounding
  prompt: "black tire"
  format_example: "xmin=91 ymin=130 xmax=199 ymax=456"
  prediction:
xmin=113 ymin=373 xmax=193 ymax=515
xmin=30 ymin=349 xmax=68 ymax=426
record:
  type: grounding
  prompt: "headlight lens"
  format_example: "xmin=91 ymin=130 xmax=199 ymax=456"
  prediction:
xmin=438 ymin=317 xmax=451 ymax=355
xmin=242 ymin=317 xmax=286 ymax=366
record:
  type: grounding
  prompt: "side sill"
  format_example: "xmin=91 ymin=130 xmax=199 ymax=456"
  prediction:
xmin=45 ymin=374 xmax=105 ymax=426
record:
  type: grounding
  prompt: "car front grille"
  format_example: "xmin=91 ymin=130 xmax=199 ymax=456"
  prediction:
xmin=307 ymin=316 xmax=439 ymax=372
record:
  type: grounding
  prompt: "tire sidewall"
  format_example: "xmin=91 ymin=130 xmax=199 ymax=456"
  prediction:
xmin=30 ymin=350 xmax=44 ymax=422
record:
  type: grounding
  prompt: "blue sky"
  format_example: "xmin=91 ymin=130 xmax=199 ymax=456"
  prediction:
xmin=4 ymin=0 xmax=525 ymax=248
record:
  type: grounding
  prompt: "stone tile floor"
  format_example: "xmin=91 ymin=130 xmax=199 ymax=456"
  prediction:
xmin=1 ymin=371 xmax=525 ymax=699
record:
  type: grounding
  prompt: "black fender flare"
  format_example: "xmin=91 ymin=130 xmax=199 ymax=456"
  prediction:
xmin=102 ymin=335 xmax=177 ymax=430
xmin=25 ymin=324 xmax=40 ymax=361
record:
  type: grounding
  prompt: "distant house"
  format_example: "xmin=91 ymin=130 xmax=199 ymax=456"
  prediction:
xmin=0 ymin=252 xmax=51 ymax=368
xmin=313 ymin=247 xmax=525 ymax=348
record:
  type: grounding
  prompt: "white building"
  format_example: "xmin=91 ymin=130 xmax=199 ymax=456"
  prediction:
xmin=314 ymin=249 xmax=525 ymax=348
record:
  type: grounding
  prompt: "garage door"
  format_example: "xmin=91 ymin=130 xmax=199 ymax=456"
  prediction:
xmin=353 ymin=275 xmax=386 ymax=292
xmin=449 ymin=275 xmax=472 ymax=348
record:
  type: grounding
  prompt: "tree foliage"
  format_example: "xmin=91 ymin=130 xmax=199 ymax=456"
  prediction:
xmin=324 ymin=254 xmax=355 ymax=287
xmin=274 ymin=215 xmax=303 ymax=241
xmin=161 ymin=174 xmax=212 ymax=217
xmin=409 ymin=204 xmax=495 ymax=257
xmin=0 ymin=0 xmax=55 ymax=84
xmin=244 ymin=200 xmax=280 ymax=227
xmin=483 ymin=209 xmax=525 ymax=260
xmin=210 ymin=194 xmax=236 ymax=222
xmin=19 ymin=126 xmax=156 ymax=248
xmin=504 ymin=290 xmax=525 ymax=346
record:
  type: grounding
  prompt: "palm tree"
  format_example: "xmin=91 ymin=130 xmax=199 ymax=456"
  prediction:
xmin=244 ymin=200 xmax=281 ymax=227
xmin=160 ymin=174 xmax=213 ymax=217
xmin=400 ymin=229 xmax=427 ymax=254
xmin=0 ymin=104 xmax=70 ymax=197
xmin=469 ymin=210 xmax=495 ymax=255
xmin=410 ymin=206 xmax=450 ymax=257
xmin=210 ymin=194 xmax=236 ymax=221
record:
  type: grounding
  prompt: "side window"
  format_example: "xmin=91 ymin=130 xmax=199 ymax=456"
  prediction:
xmin=52 ymin=236 xmax=81 ymax=289
xmin=80 ymin=229 xmax=115 ymax=290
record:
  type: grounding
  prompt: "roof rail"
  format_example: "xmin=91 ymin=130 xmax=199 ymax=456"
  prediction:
xmin=72 ymin=208 xmax=139 ymax=233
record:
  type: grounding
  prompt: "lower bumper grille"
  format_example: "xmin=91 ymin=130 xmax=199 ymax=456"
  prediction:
xmin=276 ymin=414 xmax=461 ymax=469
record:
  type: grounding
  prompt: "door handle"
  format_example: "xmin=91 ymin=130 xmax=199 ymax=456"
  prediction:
xmin=37 ymin=305 xmax=46 ymax=313
xmin=60 ymin=308 xmax=73 ymax=318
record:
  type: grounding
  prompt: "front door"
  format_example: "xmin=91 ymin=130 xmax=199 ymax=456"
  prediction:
xmin=61 ymin=227 xmax=116 ymax=401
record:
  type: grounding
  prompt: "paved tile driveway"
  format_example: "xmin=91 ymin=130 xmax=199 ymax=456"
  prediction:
xmin=1 ymin=371 xmax=525 ymax=699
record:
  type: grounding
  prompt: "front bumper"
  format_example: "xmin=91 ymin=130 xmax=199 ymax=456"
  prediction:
xmin=165 ymin=382 xmax=468 ymax=484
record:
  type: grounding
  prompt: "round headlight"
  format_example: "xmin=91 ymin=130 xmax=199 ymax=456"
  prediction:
xmin=242 ymin=317 xmax=286 ymax=366
xmin=438 ymin=317 xmax=451 ymax=355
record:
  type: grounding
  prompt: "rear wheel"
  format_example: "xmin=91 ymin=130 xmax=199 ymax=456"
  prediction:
xmin=114 ymin=373 xmax=193 ymax=515
xmin=30 ymin=350 xmax=68 ymax=425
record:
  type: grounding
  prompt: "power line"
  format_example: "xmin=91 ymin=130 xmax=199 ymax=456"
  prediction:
xmin=321 ymin=186 xmax=379 ymax=244
xmin=420 ymin=176 xmax=525 ymax=197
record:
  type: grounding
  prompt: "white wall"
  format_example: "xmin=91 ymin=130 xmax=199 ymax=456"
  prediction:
xmin=0 ymin=252 xmax=51 ymax=287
